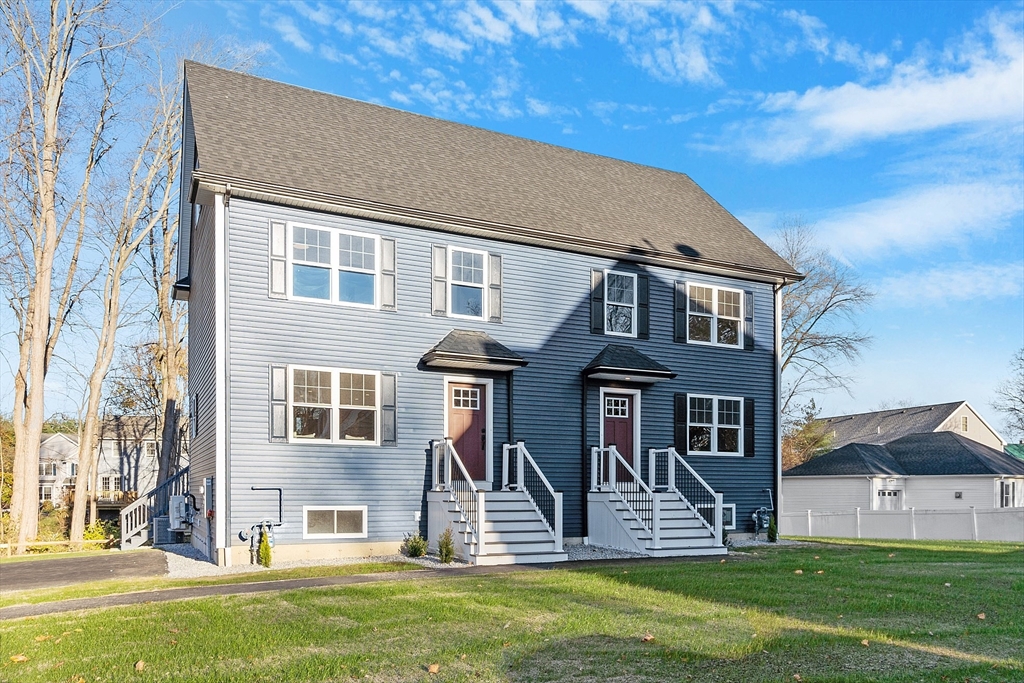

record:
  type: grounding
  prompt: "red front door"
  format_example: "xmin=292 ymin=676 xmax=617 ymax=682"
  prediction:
xmin=603 ymin=393 xmax=635 ymax=466
xmin=449 ymin=383 xmax=487 ymax=481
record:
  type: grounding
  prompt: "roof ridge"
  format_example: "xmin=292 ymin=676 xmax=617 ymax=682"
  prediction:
xmin=821 ymin=401 xmax=963 ymax=422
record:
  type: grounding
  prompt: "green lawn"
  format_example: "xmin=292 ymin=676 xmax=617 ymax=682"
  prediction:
xmin=1 ymin=540 xmax=1022 ymax=682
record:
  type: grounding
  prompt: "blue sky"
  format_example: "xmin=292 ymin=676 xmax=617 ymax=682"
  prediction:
xmin=36 ymin=1 xmax=989 ymax=434
xmin=165 ymin=0 xmax=1024 ymax=429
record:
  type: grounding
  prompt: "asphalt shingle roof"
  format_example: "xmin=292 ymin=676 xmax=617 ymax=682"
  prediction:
xmin=583 ymin=345 xmax=675 ymax=377
xmin=183 ymin=62 xmax=799 ymax=279
xmin=426 ymin=330 xmax=524 ymax=363
xmin=785 ymin=431 xmax=1024 ymax=477
xmin=820 ymin=402 xmax=964 ymax=448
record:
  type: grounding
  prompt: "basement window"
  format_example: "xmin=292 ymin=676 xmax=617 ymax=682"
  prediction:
xmin=303 ymin=505 xmax=368 ymax=539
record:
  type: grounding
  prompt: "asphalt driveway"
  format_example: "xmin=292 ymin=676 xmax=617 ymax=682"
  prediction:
xmin=0 ymin=550 xmax=168 ymax=592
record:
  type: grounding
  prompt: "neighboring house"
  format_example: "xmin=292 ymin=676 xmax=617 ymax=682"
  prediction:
xmin=1005 ymin=444 xmax=1024 ymax=461
xmin=173 ymin=62 xmax=799 ymax=566
xmin=783 ymin=431 xmax=1024 ymax=512
xmin=819 ymin=401 xmax=1005 ymax=451
xmin=37 ymin=418 xmax=162 ymax=510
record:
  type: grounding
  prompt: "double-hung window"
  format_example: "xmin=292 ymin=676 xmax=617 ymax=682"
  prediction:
xmin=289 ymin=224 xmax=379 ymax=307
xmin=605 ymin=271 xmax=637 ymax=337
xmin=687 ymin=395 xmax=742 ymax=455
xmin=449 ymin=248 xmax=486 ymax=318
xmin=1000 ymin=481 xmax=1018 ymax=508
xmin=289 ymin=366 xmax=380 ymax=445
xmin=687 ymin=284 xmax=742 ymax=347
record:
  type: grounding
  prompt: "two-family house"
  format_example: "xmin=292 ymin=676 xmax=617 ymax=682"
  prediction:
xmin=172 ymin=62 xmax=800 ymax=566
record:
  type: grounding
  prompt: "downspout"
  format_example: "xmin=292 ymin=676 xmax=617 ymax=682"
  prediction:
xmin=507 ymin=372 xmax=514 ymax=444
xmin=774 ymin=282 xmax=784 ymax=521
xmin=581 ymin=373 xmax=588 ymax=541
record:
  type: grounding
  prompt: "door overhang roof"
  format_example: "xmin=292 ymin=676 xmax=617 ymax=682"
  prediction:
xmin=422 ymin=329 xmax=528 ymax=372
xmin=583 ymin=344 xmax=676 ymax=383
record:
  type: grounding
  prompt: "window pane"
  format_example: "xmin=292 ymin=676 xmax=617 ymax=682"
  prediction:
xmin=339 ymin=408 xmax=376 ymax=441
xmin=293 ymin=264 xmax=331 ymax=299
xmin=339 ymin=373 xmax=375 ymax=407
xmin=606 ymin=304 xmax=633 ymax=334
xmin=689 ymin=397 xmax=713 ymax=425
xmin=718 ymin=399 xmax=741 ymax=426
xmin=689 ymin=285 xmax=713 ymax=314
xmin=689 ymin=426 xmax=712 ymax=451
xmin=293 ymin=227 xmax=331 ymax=264
xmin=452 ymin=250 xmax=484 ymax=285
xmin=338 ymin=234 xmax=375 ymax=270
xmin=338 ymin=270 xmax=375 ymax=305
xmin=718 ymin=290 xmax=741 ymax=318
xmin=307 ymin=509 xmax=335 ymax=534
xmin=717 ymin=318 xmax=739 ymax=345
xmin=293 ymin=369 xmax=331 ymax=404
xmin=718 ymin=427 xmax=739 ymax=453
xmin=452 ymin=283 xmax=483 ymax=316
xmin=606 ymin=273 xmax=634 ymax=304
xmin=336 ymin=509 xmax=363 ymax=534
xmin=689 ymin=314 xmax=711 ymax=342
xmin=293 ymin=406 xmax=331 ymax=439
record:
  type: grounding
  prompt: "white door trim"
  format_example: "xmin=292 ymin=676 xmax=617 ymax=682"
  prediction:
xmin=443 ymin=375 xmax=494 ymax=487
xmin=598 ymin=387 xmax=642 ymax=471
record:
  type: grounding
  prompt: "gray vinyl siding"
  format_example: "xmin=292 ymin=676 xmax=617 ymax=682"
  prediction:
xmin=782 ymin=477 xmax=870 ymax=512
xmin=222 ymin=198 xmax=778 ymax=544
xmin=186 ymin=203 xmax=218 ymax=505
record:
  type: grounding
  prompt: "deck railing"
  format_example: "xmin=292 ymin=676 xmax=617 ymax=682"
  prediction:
xmin=119 ymin=466 xmax=189 ymax=550
xmin=502 ymin=441 xmax=563 ymax=551
xmin=432 ymin=438 xmax=484 ymax=555
xmin=592 ymin=445 xmax=656 ymax=541
xmin=650 ymin=447 xmax=722 ymax=545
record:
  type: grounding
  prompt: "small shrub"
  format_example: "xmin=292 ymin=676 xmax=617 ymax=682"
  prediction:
xmin=84 ymin=520 xmax=118 ymax=541
xmin=258 ymin=527 xmax=272 ymax=567
xmin=767 ymin=514 xmax=778 ymax=543
xmin=437 ymin=526 xmax=455 ymax=564
xmin=40 ymin=501 xmax=55 ymax=514
xmin=402 ymin=531 xmax=427 ymax=558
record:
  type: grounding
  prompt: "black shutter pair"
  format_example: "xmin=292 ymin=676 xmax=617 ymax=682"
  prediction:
xmin=590 ymin=269 xmax=649 ymax=339
xmin=673 ymin=282 xmax=755 ymax=350
xmin=269 ymin=366 xmax=398 ymax=446
xmin=672 ymin=393 xmax=755 ymax=457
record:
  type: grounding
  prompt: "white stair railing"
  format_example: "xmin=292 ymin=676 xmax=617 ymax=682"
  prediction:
xmin=432 ymin=438 xmax=485 ymax=556
xmin=591 ymin=445 xmax=658 ymax=546
xmin=502 ymin=441 xmax=563 ymax=552
xmin=650 ymin=447 xmax=722 ymax=546
xmin=120 ymin=466 xmax=190 ymax=550
xmin=119 ymin=496 xmax=150 ymax=549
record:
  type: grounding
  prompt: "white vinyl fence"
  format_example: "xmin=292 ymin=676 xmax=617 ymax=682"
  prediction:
xmin=780 ymin=507 xmax=1024 ymax=542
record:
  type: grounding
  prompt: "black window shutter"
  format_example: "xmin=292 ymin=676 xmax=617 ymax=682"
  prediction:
xmin=590 ymin=269 xmax=604 ymax=334
xmin=637 ymin=274 xmax=650 ymax=339
xmin=381 ymin=238 xmax=397 ymax=311
xmin=744 ymin=398 xmax=755 ymax=457
xmin=488 ymin=253 xmax=502 ymax=323
xmin=431 ymin=245 xmax=447 ymax=316
xmin=674 ymin=282 xmax=687 ymax=343
xmin=269 ymin=365 xmax=287 ymax=441
xmin=743 ymin=290 xmax=754 ymax=351
xmin=381 ymin=373 xmax=397 ymax=446
xmin=673 ymin=393 xmax=688 ymax=450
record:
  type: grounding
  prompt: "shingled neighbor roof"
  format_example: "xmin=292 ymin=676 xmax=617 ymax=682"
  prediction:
xmin=820 ymin=402 xmax=966 ymax=448
xmin=1006 ymin=444 xmax=1024 ymax=461
xmin=785 ymin=432 xmax=1024 ymax=477
xmin=182 ymin=62 xmax=799 ymax=281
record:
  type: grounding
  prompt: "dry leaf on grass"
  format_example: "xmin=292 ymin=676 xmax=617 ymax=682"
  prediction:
xmin=794 ymin=569 xmax=803 ymax=575
xmin=793 ymin=675 xmax=803 ymax=681
xmin=861 ymin=640 xmax=869 ymax=647
xmin=10 ymin=654 xmax=28 ymax=663
xmin=813 ymin=556 xmax=820 ymax=560
xmin=34 ymin=634 xmax=51 ymax=641
xmin=135 ymin=660 xmax=145 ymax=672
xmin=977 ymin=613 xmax=986 ymax=620
xmin=427 ymin=663 xmax=440 ymax=674
xmin=641 ymin=633 xmax=655 ymax=642
xmin=816 ymin=570 xmax=824 ymax=574
xmin=720 ymin=559 xmax=726 ymax=563
xmin=888 ymin=553 xmax=895 ymax=558
xmin=460 ymin=654 xmax=467 ymax=660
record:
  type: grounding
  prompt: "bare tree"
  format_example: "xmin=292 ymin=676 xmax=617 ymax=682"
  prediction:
xmin=992 ymin=348 xmax=1024 ymax=442
xmin=773 ymin=218 xmax=874 ymax=422
xmin=0 ymin=0 xmax=125 ymax=551
xmin=68 ymin=51 xmax=180 ymax=542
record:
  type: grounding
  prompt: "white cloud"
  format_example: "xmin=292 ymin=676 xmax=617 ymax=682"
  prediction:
xmin=264 ymin=11 xmax=313 ymax=52
xmin=526 ymin=96 xmax=578 ymax=118
xmin=456 ymin=1 xmax=514 ymax=44
xmin=318 ymin=43 xmax=357 ymax=65
xmin=291 ymin=1 xmax=334 ymax=27
xmin=566 ymin=0 xmax=611 ymax=23
xmin=817 ymin=181 xmax=1023 ymax=259
xmin=423 ymin=29 xmax=472 ymax=59
xmin=879 ymin=262 xmax=1024 ymax=305
xmin=780 ymin=8 xmax=890 ymax=72
xmin=737 ymin=10 xmax=1024 ymax=162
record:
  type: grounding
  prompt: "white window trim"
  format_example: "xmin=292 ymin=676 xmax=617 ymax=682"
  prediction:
xmin=286 ymin=222 xmax=381 ymax=309
xmin=603 ymin=269 xmax=637 ymax=338
xmin=686 ymin=394 xmax=744 ymax=457
xmin=287 ymin=365 xmax=382 ymax=446
xmin=685 ymin=283 xmax=743 ymax=348
xmin=302 ymin=505 xmax=368 ymax=539
xmin=447 ymin=246 xmax=489 ymax=320
xmin=442 ymin=375 xmax=495 ymax=485
xmin=598 ymin=387 xmax=642 ymax=471
xmin=697 ymin=502 xmax=736 ymax=530
xmin=39 ymin=485 xmax=53 ymax=502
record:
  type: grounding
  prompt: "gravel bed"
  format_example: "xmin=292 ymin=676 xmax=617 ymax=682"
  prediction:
xmin=564 ymin=543 xmax=645 ymax=561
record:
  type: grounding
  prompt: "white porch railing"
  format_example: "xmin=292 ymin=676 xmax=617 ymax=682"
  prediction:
xmin=649 ymin=447 xmax=722 ymax=545
xmin=431 ymin=438 xmax=485 ymax=556
xmin=502 ymin=441 xmax=563 ymax=552
xmin=592 ymin=445 xmax=659 ymax=546
xmin=120 ymin=466 xmax=189 ymax=550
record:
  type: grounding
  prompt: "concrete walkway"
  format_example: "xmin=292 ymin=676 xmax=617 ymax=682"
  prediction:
xmin=0 ymin=550 xmax=168 ymax=592
xmin=0 ymin=563 xmax=548 ymax=621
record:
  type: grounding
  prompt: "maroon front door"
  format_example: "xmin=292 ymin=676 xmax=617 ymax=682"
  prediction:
xmin=449 ymin=383 xmax=487 ymax=481
xmin=603 ymin=393 xmax=635 ymax=467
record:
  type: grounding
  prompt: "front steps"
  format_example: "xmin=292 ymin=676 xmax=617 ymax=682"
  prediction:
xmin=427 ymin=489 xmax=568 ymax=565
xmin=588 ymin=490 xmax=727 ymax=558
